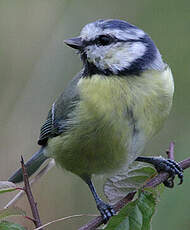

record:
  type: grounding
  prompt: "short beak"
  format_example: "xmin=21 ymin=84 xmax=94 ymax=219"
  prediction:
xmin=64 ymin=37 xmax=83 ymax=50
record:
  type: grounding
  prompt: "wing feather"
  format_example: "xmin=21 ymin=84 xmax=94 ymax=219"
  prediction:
xmin=38 ymin=70 xmax=83 ymax=146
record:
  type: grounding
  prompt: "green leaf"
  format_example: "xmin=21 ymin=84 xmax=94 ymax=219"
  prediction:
xmin=0 ymin=181 xmax=17 ymax=194
xmin=104 ymin=162 xmax=156 ymax=204
xmin=0 ymin=221 xmax=26 ymax=230
xmin=0 ymin=206 xmax=26 ymax=220
xmin=105 ymin=191 xmax=157 ymax=230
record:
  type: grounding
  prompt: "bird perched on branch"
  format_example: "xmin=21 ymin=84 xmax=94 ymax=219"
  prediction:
xmin=9 ymin=19 xmax=183 ymax=222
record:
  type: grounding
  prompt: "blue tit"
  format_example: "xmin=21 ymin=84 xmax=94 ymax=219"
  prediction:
xmin=9 ymin=19 xmax=183 ymax=222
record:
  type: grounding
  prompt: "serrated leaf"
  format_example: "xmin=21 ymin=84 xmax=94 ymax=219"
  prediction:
xmin=137 ymin=191 xmax=156 ymax=229
xmin=0 ymin=181 xmax=17 ymax=194
xmin=0 ymin=206 xmax=26 ymax=220
xmin=105 ymin=191 xmax=157 ymax=230
xmin=104 ymin=162 xmax=156 ymax=204
xmin=0 ymin=221 xmax=26 ymax=230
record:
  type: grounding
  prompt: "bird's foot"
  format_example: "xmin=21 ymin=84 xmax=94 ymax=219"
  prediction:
xmin=136 ymin=156 xmax=183 ymax=188
xmin=96 ymin=200 xmax=115 ymax=223
xmin=153 ymin=157 xmax=183 ymax=188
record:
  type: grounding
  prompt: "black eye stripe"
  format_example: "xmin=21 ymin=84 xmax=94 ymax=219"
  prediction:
xmin=83 ymin=37 xmax=143 ymax=47
xmin=124 ymin=38 xmax=144 ymax=43
xmin=83 ymin=36 xmax=113 ymax=46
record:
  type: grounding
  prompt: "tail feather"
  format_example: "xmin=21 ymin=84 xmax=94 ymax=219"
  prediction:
xmin=8 ymin=147 xmax=48 ymax=183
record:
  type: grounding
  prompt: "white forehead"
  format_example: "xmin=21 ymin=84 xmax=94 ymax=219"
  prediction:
xmin=80 ymin=20 xmax=145 ymax=41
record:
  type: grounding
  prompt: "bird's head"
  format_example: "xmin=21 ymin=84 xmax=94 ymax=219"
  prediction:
xmin=64 ymin=19 xmax=164 ymax=76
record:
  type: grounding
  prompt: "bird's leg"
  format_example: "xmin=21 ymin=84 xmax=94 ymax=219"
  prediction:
xmin=135 ymin=156 xmax=183 ymax=188
xmin=82 ymin=175 xmax=115 ymax=223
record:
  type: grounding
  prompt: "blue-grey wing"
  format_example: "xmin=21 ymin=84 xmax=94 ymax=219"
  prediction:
xmin=38 ymin=70 xmax=83 ymax=145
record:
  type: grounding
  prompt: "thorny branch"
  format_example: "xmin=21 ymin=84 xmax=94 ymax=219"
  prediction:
xmin=21 ymin=156 xmax=43 ymax=229
xmin=78 ymin=143 xmax=190 ymax=230
xmin=5 ymin=144 xmax=190 ymax=230
xmin=4 ymin=159 xmax=55 ymax=209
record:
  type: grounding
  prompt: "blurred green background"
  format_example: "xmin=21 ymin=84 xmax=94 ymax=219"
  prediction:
xmin=0 ymin=0 xmax=189 ymax=229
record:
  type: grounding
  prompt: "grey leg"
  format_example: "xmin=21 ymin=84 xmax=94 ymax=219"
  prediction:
xmin=82 ymin=176 xmax=115 ymax=223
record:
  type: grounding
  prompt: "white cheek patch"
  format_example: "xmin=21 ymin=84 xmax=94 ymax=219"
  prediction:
xmin=85 ymin=45 xmax=109 ymax=65
xmin=125 ymin=42 xmax=146 ymax=66
xmin=85 ymin=42 xmax=147 ymax=74
xmin=109 ymin=42 xmax=146 ymax=73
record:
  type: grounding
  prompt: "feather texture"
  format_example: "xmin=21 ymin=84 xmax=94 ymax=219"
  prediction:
xmin=46 ymin=66 xmax=174 ymax=177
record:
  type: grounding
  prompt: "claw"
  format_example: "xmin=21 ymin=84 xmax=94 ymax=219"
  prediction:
xmin=163 ymin=175 xmax=175 ymax=188
xmin=178 ymin=172 xmax=183 ymax=185
xmin=135 ymin=156 xmax=184 ymax=188
xmin=155 ymin=157 xmax=184 ymax=187
xmin=97 ymin=200 xmax=115 ymax=223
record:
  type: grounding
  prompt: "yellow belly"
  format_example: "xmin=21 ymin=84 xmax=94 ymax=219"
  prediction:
xmin=47 ymin=67 xmax=174 ymax=177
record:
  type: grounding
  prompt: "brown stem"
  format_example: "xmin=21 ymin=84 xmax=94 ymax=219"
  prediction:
xmin=21 ymin=156 xmax=43 ymax=229
xmin=166 ymin=141 xmax=175 ymax=160
xmin=78 ymin=156 xmax=190 ymax=230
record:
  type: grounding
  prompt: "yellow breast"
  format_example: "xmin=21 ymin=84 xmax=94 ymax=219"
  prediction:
xmin=47 ymin=66 xmax=174 ymax=177
xmin=78 ymin=65 xmax=174 ymax=148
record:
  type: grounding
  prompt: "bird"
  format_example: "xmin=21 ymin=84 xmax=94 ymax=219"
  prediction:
xmin=8 ymin=19 xmax=183 ymax=222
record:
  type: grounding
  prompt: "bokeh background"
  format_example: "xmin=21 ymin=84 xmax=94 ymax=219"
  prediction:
xmin=0 ymin=0 xmax=189 ymax=229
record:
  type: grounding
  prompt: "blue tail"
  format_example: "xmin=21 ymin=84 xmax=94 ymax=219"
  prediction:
xmin=8 ymin=147 xmax=48 ymax=183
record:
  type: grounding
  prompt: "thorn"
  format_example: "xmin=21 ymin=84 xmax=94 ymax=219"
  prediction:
xmin=16 ymin=187 xmax=25 ymax=191
xmin=24 ymin=215 xmax=36 ymax=223
xmin=21 ymin=155 xmax=24 ymax=165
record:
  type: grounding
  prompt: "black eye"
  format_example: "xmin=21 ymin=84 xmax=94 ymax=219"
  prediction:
xmin=97 ymin=35 xmax=112 ymax=46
